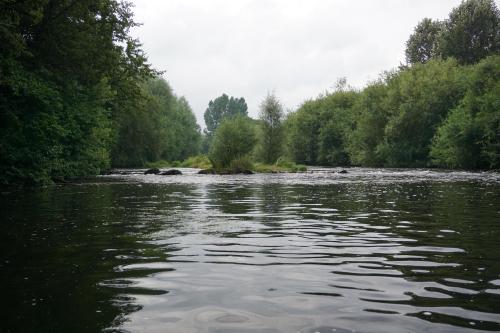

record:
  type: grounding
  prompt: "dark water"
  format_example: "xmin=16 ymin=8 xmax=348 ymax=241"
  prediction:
xmin=1 ymin=168 xmax=500 ymax=333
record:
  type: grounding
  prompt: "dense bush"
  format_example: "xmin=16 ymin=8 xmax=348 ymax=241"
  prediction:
xmin=209 ymin=116 xmax=256 ymax=169
xmin=431 ymin=56 xmax=500 ymax=169
xmin=285 ymin=88 xmax=358 ymax=166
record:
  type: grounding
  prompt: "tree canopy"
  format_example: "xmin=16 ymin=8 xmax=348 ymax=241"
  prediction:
xmin=405 ymin=0 xmax=500 ymax=65
xmin=405 ymin=18 xmax=443 ymax=64
xmin=0 ymin=1 xmax=201 ymax=184
xmin=111 ymin=78 xmax=201 ymax=167
xmin=256 ymin=94 xmax=285 ymax=164
xmin=0 ymin=0 xmax=159 ymax=184
xmin=204 ymin=94 xmax=248 ymax=136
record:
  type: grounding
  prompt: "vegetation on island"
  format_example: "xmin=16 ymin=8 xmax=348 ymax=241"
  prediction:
xmin=0 ymin=0 xmax=499 ymax=184
xmin=202 ymin=94 xmax=249 ymax=152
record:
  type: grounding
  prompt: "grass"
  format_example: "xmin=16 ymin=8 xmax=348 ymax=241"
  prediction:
xmin=143 ymin=155 xmax=212 ymax=169
xmin=144 ymin=156 xmax=306 ymax=173
xmin=180 ymin=155 xmax=212 ymax=169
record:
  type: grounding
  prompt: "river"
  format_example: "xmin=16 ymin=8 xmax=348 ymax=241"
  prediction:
xmin=1 ymin=168 xmax=499 ymax=333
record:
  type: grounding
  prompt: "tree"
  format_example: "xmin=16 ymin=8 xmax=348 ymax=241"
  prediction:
xmin=285 ymin=87 xmax=357 ymax=166
xmin=431 ymin=55 xmax=500 ymax=169
xmin=405 ymin=18 xmax=444 ymax=64
xmin=209 ymin=116 xmax=256 ymax=169
xmin=285 ymin=101 xmax=321 ymax=165
xmin=347 ymin=80 xmax=390 ymax=166
xmin=111 ymin=77 xmax=201 ymax=167
xmin=439 ymin=0 xmax=500 ymax=64
xmin=0 ymin=0 xmax=157 ymax=184
xmin=204 ymin=94 xmax=248 ymax=136
xmin=257 ymin=94 xmax=285 ymax=163
xmin=316 ymin=90 xmax=358 ymax=166
xmin=377 ymin=59 xmax=467 ymax=167
xmin=172 ymin=97 xmax=202 ymax=160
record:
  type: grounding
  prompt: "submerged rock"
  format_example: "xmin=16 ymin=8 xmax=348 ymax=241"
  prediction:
xmin=198 ymin=168 xmax=217 ymax=175
xmin=338 ymin=169 xmax=348 ymax=174
xmin=144 ymin=168 xmax=160 ymax=175
xmin=160 ymin=169 xmax=182 ymax=175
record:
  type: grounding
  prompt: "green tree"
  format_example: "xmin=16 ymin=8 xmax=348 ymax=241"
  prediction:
xmin=378 ymin=59 xmax=467 ymax=167
xmin=0 ymin=0 xmax=156 ymax=184
xmin=316 ymin=90 xmax=358 ymax=166
xmin=439 ymin=0 xmax=500 ymax=64
xmin=431 ymin=55 xmax=500 ymax=169
xmin=172 ymin=97 xmax=202 ymax=159
xmin=256 ymin=94 xmax=285 ymax=163
xmin=204 ymin=94 xmax=248 ymax=136
xmin=285 ymin=86 xmax=358 ymax=166
xmin=209 ymin=116 xmax=256 ymax=169
xmin=405 ymin=18 xmax=444 ymax=64
xmin=285 ymin=101 xmax=321 ymax=165
xmin=347 ymin=80 xmax=390 ymax=166
xmin=111 ymin=77 xmax=201 ymax=167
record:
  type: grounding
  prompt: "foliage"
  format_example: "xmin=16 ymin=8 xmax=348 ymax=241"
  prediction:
xmin=203 ymin=94 xmax=248 ymax=136
xmin=256 ymin=94 xmax=285 ymax=163
xmin=347 ymin=80 xmax=390 ymax=166
xmin=287 ymin=55 xmax=498 ymax=170
xmin=377 ymin=59 xmax=467 ymax=167
xmin=0 ymin=0 xmax=157 ymax=184
xmin=405 ymin=0 xmax=500 ymax=65
xmin=431 ymin=55 xmax=500 ymax=169
xmin=285 ymin=101 xmax=321 ymax=165
xmin=209 ymin=116 xmax=256 ymax=169
xmin=405 ymin=18 xmax=443 ymax=64
xmin=285 ymin=87 xmax=358 ymax=166
xmin=111 ymin=77 xmax=201 ymax=167
xmin=229 ymin=157 xmax=254 ymax=172
xmin=439 ymin=0 xmax=500 ymax=64
xmin=180 ymin=155 xmax=212 ymax=169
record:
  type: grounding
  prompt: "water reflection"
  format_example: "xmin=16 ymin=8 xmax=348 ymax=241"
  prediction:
xmin=1 ymin=170 xmax=499 ymax=333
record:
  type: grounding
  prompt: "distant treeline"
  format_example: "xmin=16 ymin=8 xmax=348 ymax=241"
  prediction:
xmin=285 ymin=0 xmax=499 ymax=170
xmin=0 ymin=1 xmax=201 ymax=184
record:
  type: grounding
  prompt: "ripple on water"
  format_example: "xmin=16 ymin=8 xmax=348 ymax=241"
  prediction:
xmin=3 ymin=168 xmax=499 ymax=333
xmin=96 ymin=173 xmax=500 ymax=332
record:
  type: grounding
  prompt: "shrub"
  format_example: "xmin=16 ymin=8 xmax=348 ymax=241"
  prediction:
xmin=209 ymin=116 xmax=256 ymax=169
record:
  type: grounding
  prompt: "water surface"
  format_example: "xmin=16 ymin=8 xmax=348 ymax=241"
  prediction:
xmin=1 ymin=168 xmax=500 ymax=332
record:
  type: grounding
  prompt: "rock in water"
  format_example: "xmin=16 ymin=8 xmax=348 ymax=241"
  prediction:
xmin=160 ymin=169 xmax=182 ymax=175
xmin=338 ymin=169 xmax=348 ymax=174
xmin=144 ymin=168 xmax=160 ymax=175
xmin=198 ymin=169 xmax=217 ymax=174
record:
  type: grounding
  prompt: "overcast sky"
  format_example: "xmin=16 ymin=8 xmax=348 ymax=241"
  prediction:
xmin=130 ymin=0 xmax=468 ymax=128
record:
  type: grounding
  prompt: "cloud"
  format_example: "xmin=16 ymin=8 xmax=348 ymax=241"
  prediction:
xmin=130 ymin=0 xmax=464 ymax=127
